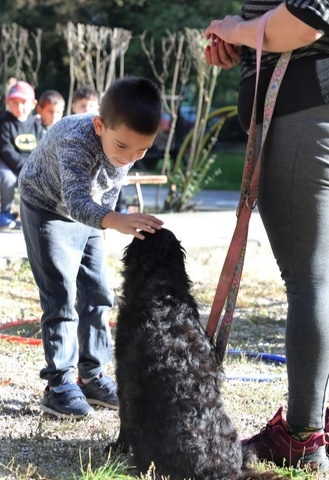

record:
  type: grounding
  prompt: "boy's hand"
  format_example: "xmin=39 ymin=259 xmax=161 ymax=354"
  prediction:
xmin=101 ymin=211 xmax=163 ymax=239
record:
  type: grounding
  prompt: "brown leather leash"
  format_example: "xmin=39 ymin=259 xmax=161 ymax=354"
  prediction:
xmin=205 ymin=11 xmax=292 ymax=361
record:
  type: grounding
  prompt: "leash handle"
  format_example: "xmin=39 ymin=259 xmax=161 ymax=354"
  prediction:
xmin=206 ymin=11 xmax=271 ymax=340
xmin=206 ymin=12 xmax=291 ymax=361
xmin=240 ymin=10 xmax=292 ymax=212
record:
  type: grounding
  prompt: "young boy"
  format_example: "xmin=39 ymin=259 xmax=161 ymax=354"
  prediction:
xmin=71 ymin=86 xmax=99 ymax=114
xmin=0 ymin=80 xmax=43 ymax=228
xmin=36 ymin=89 xmax=65 ymax=131
xmin=71 ymin=85 xmax=127 ymax=212
xmin=18 ymin=76 xmax=163 ymax=419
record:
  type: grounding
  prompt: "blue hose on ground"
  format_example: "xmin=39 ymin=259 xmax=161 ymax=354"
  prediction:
xmin=227 ymin=349 xmax=286 ymax=363
xmin=225 ymin=349 xmax=286 ymax=382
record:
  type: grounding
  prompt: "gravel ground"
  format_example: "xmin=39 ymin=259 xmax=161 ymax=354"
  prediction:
xmin=0 ymin=341 xmax=120 ymax=480
xmin=0 ymin=324 xmax=289 ymax=480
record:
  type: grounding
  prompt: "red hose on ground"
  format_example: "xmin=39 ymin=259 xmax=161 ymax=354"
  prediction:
xmin=0 ymin=321 xmax=283 ymax=382
xmin=0 ymin=319 xmax=117 ymax=346
xmin=0 ymin=319 xmax=42 ymax=345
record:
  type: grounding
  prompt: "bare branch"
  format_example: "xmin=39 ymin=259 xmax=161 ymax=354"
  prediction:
xmin=0 ymin=23 xmax=42 ymax=107
xmin=59 ymin=22 xmax=132 ymax=112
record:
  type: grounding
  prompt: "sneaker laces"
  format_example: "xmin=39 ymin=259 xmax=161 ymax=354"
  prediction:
xmin=243 ymin=406 xmax=284 ymax=446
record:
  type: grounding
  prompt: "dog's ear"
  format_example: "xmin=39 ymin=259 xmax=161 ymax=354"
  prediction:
xmin=122 ymin=228 xmax=186 ymax=271
xmin=160 ymin=232 xmax=186 ymax=266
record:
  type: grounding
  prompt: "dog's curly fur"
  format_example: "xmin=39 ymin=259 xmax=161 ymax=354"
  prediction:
xmin=114 ymin=228 xmax=284 ymax=480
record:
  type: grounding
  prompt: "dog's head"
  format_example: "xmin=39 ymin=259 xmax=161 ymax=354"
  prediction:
xmin=122 ymin=228 xmax=186 ymax=275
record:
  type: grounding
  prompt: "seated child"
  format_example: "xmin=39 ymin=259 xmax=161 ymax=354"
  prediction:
xmin=36 ymin=89 xmax=65 ymax=132
xmin=0 ymin=80 xmax=43 ymax=228
xmin=71 ymin=86 xmax=99 ymax=114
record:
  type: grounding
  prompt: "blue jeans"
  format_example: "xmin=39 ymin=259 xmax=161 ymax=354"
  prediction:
xmin=0 ymin=159 xmax=17 ymax=212
xmin=20 ymin=199 xmax=114 ymax=387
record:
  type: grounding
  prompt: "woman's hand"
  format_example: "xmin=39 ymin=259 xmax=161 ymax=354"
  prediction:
xmin=101 ymin=211 xmax=163 ymax=240
xmin=204 ymin=36 xmax=240 ymax=69
xmin=204 ymin=16 xmax=242 ymax=69
xmin=205 ymin=16 xmax=243 ymax=46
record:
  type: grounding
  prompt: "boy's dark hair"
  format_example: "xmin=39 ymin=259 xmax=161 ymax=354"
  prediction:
xmin=100 ymin=77 xmax=162 ymax=135
xmin=38 ymin=90 xmax=65 ymax=108
xmin=73 ymin=86 xmax=99 ymax=103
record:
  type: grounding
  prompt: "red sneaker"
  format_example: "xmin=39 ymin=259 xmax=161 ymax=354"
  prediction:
xmin=242 ymin=406 xmax=329 ymax=471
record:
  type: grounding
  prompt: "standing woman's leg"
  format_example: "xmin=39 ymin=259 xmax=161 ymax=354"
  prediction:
xmin=258 ymin=105 xmax=329 ymax=429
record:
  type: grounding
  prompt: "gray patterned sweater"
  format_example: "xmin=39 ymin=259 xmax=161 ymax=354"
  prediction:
xmin=18 ymin=114 xmax=132 ymax=229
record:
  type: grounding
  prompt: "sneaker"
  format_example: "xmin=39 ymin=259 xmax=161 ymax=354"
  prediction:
xmin=0 ymin=212 xmax=15 ymax=229
xmin=12 ymin=220 xmax=21 ymax=230
xmin=40 ymin=383 xmax=94 ymax=419
xmin=242 ymin=406 xmax=329 ymax=470
xmin=78 ymin=373 xmax=119 ymax=409
xmin=5 ymin=212 xmax=21 ymax=229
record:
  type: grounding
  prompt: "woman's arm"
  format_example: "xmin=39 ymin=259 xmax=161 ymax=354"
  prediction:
xmin=205 ymin=2 xmax=324 ymax=53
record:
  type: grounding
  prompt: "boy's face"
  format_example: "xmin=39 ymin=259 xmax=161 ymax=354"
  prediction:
xmin=6 ymin=98 xmax=37 ymax=121
xmin=37 ymin=102 xmax=65 ymax=128
xmin=93 ymin=117 xmax=156 ymax=168
xmin=72 ymin=98 xmax=99 ymax=114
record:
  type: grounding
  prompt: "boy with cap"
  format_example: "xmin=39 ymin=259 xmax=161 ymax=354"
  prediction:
xmin=0 ymin=80 xmax=43 ymax=228
xmin=18 ymin=76 xmax=163 ymax=418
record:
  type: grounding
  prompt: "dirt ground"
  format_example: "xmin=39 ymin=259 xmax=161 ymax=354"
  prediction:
xmin=0 ymin=211 xmax=297 ymax=479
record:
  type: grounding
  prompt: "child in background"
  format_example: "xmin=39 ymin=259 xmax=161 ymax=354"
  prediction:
xmin=71 ymin=86 xmax=99 ymax=114
xmin=36 ymin=89 xmax=65 ymax=132
xmin=0 ymin=80 xmax=43 ymax=229
xmin=18 ymin=76 xmax=163 ymax=419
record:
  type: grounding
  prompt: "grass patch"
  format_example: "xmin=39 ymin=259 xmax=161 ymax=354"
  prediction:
xmin=74 ymin=452 xmax=134 ymax=480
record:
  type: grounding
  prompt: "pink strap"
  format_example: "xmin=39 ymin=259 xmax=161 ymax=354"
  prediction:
xmin=206 ymin=12 xmax=291 ymax=361
xmin=255 ymin=10 xmax=272 ymax=92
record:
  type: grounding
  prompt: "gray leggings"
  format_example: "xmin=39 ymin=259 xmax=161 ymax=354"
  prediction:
xmin=257 ymin=104 xmax=329 ymax=429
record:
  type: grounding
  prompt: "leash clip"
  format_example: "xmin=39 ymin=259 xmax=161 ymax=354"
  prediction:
xmin=245 ymin=190 xmax=257 ymax=210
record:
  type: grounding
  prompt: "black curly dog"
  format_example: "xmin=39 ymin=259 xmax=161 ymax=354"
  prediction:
xmin=114 ymin=228 xmax=284 ymax=480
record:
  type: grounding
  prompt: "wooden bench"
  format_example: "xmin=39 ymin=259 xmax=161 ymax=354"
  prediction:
xmin=125 ymin=173 xmax=168 ymax=212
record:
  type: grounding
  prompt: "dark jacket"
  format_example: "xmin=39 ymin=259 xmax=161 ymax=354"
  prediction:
xmin=0 ymin=111 xmax=44 ymax=175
